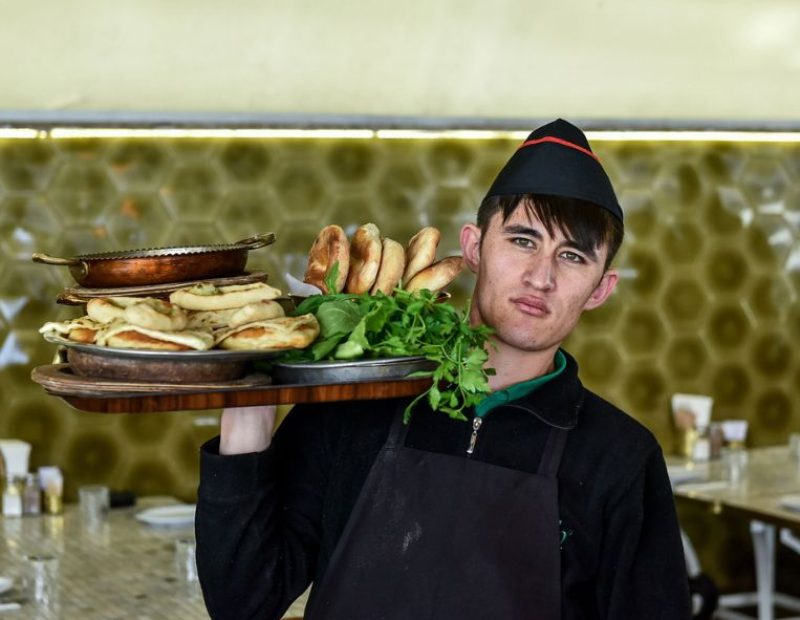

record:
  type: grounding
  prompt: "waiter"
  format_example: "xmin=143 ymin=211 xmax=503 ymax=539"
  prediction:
xmin=196 ymin=119 xmax=691 ymax=620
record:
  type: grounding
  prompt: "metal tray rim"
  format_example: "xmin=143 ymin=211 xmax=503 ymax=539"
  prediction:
xmin=43 ymin=333 xmax=283 ymax=362
xmin=272 ymin=356 xmax=430 ymax=370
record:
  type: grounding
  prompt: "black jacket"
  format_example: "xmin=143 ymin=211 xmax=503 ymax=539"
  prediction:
xmin=196 ymin=351 xmax=691 ymax=620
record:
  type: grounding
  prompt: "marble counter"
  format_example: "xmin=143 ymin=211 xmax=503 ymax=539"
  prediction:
xmin=0 ymin=497 xmax=307 ymax=619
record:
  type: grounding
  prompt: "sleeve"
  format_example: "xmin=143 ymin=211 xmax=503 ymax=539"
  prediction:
xmin=595 ymin=447 xmax=692 ymax=620
xmin=195 ymin=405 xmax=331 ymax=620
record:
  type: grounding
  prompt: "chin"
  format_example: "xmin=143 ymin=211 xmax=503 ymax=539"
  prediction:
xmin=493 ymin=327 xmax=553 ymax=353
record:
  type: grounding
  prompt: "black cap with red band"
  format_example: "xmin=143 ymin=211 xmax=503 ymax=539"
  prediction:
xmin=485 ymin=119 xmax=624 ymax=224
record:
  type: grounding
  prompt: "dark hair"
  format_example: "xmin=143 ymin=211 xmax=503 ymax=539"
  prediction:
xmin=476 ymin=194 xmax=624 ymax=269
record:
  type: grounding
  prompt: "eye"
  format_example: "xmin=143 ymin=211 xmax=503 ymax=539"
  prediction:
xmin=561 ymin=251 xmax=585 ymax=264
xmin=511 ymin=237 xmax=535 ymax=249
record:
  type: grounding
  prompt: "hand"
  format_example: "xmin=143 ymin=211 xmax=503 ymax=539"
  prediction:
xmin=219 ymin=405 xmax=277 ymax=455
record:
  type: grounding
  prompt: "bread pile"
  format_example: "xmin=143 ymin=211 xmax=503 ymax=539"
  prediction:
xmin=39 ymin=282 xmax=319 ymax=352
xmin=304 ymin=223 xmax=464 ymax=295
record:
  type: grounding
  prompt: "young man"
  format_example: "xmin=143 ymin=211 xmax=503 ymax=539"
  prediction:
xmin=196 ymin=119 xmax=691 ymax=620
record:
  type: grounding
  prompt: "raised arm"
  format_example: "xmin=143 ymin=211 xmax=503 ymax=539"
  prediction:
xmin=196 ymin=405 xmax=328 ymax=620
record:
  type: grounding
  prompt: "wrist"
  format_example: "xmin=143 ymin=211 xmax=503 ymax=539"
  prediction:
xmin=219 ymin=406 xmax=276 ymax=455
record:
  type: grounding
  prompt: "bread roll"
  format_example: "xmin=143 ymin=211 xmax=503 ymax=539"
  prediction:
xmin=304 ymin=225 xmax=350 ymax=293
xmin=216 ymin=314 xmax=320 ymax=351
xmin=403 ymin=226 xmax=441 ymax=284
xmin=404 ymin=256 xmax=465 ymax=294
xmin=370 ymin=238 xmax=406 ymax=295
xmin=170 ymin=282 xmax=282 ymax=311
xmin=346 ymin=223 xmax=383 ymax=294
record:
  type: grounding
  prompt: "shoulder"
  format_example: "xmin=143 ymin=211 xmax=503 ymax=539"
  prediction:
xmin=577 ymin=388 xmax=659 ymax=454
xmin=562 ymin=387 xmax=665 ymax=502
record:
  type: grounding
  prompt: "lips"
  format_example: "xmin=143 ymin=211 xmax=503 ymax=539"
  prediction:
xmin=512 ymin=296 xmax=550 ymax=317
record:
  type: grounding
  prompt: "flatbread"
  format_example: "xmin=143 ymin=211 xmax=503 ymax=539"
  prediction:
xmin=186 ymin=301 xmax=285 ymax=331
xmin=170 ymin=282 xmax=282 ymax=311
xmin=345 ymin=223 xmax=383 ymax=294
xmin=123 ymin=300 xmax=188 ymax=331
xmin=86 ymin=297 xmax=146 ymax=324
xmin=304 ymin=225 xmax=350 ymax=293
xmin=39 ymin=316 xmax=104 ymax=344
xmin=403 ymin=226 xmax=441 ymax=284
xmin=216 ymin=314 xmax=320 ymax=351
xmin=404 ymin=256 xmax=465 ymax=294
xmin=96 ymin=322 xmax=214 ymax=351
xmin=371 ymin=237 xmax=406 ymax=295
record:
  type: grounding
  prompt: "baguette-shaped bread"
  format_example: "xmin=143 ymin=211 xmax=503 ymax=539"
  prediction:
xmin=371 ymin=238 xmax=406 ymax=295
xmin=304 ymin=224 xmax=350 ymax=293
xmin=345 ymin=223 xmax=383 ymax=294
xmin=403 ymin=226 xmax=440 ymax=284
xmin=404 ymin=256 xmax=465 ymax=294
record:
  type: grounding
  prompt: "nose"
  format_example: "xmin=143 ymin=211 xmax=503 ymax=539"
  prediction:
xmin=523 ymin=255 xmax=555 ymax=290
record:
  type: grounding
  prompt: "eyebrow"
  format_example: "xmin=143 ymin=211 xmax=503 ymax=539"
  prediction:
xmin=502 ymin=224 xmax=599 ymax=262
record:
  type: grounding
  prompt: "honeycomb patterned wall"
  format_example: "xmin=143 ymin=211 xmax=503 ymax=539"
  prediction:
xmin=0 ymin=133 xmax=799 ymax=589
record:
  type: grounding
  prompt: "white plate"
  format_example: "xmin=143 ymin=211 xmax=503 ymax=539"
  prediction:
xmin=779 ymin=495 xmax=800 ymax=512
xmin=135 ymin=504 xmax=196 ymax=527
xmin=666 ymin=463 xmax=708 ymax=486
xmin=0 ymin=577 xmax=12 ymax=594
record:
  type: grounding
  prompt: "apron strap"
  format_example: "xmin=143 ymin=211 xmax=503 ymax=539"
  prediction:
xmin=537 ymin=427 xmax=569 ymax=478
xmin=383 ymin=402 xmax=412 ymax=449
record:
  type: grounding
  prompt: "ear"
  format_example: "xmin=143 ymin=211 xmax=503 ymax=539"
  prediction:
xmin=583 ymin=269 xmax=618 ymax=311
xmin=460 ymin=223 xmax=482 ymax=273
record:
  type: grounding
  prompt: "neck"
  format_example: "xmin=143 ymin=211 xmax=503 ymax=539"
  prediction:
xmin=486 ymin=339 xmax=559 ymax=391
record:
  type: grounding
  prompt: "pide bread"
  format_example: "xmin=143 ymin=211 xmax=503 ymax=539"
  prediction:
xmin=186 ymin=301 xmax=285 ymax=331
xmin=404 ymin=256 xmax=465 ymax=294
xmin=170 ymin=282 xmax=282 ymax=311
xmin=39 ymin=284 xmax=319 ymax=357
xmin=123 ymin=299 xmax=188 ymax=331
xmin=39 ymin=317 xmax=104 ymax=344
xmin=216 ymin=314 xmax=320 ymax=351
xmin=86 ymin=297 xmax=146 ymax=324
xmin=346 ymin=223 xmax=383 ymax=294
xmin=370 ymin=238 xmax=406 ymax=295
xmin=403 ymin=226 xmax=441 ymax=284
xmin=304 ymin=224 xmax=349 ymax=293
xmin=96 ymin=322 xmax=215 ymax=351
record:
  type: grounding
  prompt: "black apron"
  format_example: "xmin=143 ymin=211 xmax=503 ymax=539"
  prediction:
xmin=305 ymin=407 xmax=569 ymax=620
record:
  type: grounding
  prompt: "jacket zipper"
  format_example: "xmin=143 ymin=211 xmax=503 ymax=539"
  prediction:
xmin=466 ymin=416 xmax=483 ymax=456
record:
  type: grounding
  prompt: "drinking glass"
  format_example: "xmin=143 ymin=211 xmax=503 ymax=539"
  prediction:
xmin=24 ymin=553 xmax=60 ymax=610
xmin=78 ymin=485 xmax=109 ymax=531
xmin=175 ymin=538 xmax=200 ymax=598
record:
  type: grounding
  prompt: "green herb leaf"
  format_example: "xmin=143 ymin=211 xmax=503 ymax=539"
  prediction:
xmin=278 ymin=287 xmax=495 ymax=423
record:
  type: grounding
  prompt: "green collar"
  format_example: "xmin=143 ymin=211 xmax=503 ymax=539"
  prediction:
xmin=475 ymin=350 xmax=567 ymax=418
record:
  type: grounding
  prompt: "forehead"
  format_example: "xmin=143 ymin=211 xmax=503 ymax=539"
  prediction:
xmin=488 ymin=204 xmax=565 ymax=240
xmin=485 ymin=204 xmax=610 ymax=264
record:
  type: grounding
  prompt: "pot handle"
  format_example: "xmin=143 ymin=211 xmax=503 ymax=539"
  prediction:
xmin=32 ymin=253 xmax=82 ymax=267
xmin=234 ymin=232 xmax=276 ymax=251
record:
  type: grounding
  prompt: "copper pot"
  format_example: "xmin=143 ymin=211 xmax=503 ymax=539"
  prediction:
xmin=32 ymin=233 xmax=275 ymax=287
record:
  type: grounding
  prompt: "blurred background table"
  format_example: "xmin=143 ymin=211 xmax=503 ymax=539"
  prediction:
xmin=0 ymin=496 xmax=306 ymax=619
xmin=669 ymin=446 xmax=800 ymax=620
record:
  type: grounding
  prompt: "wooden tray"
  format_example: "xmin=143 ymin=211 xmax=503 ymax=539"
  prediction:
xmin=31 ymin=364 xmax=432 ymax=414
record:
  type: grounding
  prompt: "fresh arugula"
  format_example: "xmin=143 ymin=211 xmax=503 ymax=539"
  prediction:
xmin=282 ymin=262 xmax=495 ymax=422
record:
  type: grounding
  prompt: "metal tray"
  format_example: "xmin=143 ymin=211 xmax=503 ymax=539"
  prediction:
xmin=271 ymin=356 xmax=436 ymax=385
xmin=43 ymin=333 xmax=284 ymax=362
